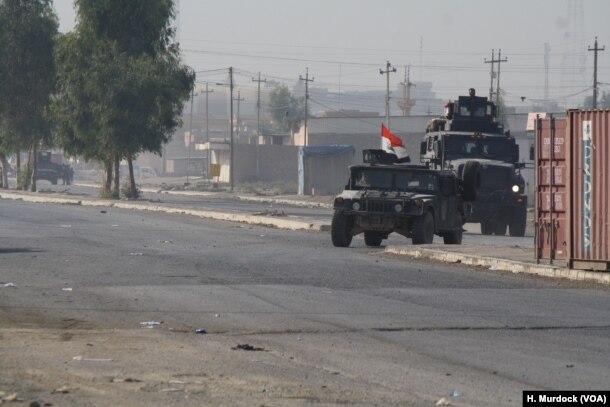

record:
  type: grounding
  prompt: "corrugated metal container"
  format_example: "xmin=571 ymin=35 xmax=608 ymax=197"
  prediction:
xmin=535 ymin=116 xmax=567 ymax=262
xmin=566 ymin=109 xmax=610 ymax=270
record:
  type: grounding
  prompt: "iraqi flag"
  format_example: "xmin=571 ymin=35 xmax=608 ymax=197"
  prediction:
xmin=381 ymin=124 xmax=410 ymax=162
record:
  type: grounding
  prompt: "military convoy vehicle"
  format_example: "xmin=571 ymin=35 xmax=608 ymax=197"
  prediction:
xmin=36 ymin=152 xmax=73 ymax=185
xmin=331 ymin=150 xmax=464 ymax=247
xmin=419 ymin=89 xmax=527 ymax=237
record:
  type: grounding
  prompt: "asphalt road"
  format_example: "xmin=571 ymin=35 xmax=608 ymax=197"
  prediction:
xmin=36 ymin=180 xmax=535 ymax=246
xmin=0 ymin=199 xmax=608 ymax=406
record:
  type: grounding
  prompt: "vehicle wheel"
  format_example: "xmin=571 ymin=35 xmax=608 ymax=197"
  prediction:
xmin=412 ymin=211 xmax=434 ymax=244
xmin=493 ymin=220 xmax=507 ymax=236
xmin=481 ymin=221 xmax=494 ymax=235
xmin=443 ymin=213 xmax=463 ymax=244
xmin=509 ymin=206 xmax=527 ymax=237
xmin=461 ymin=161 xmax=481 ymax=201
xmin=331 ymin=211 xmax=353 ymax=247
xmin=364 ymin=231 xmax=384 ymax=247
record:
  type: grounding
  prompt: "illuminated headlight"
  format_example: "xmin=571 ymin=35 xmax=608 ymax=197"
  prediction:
xmin=352 ymin=201 xmax=361 ymax=211
xmin=512 ymin=185 xmax=520 ymax=193
xmin=394 ymin=203 xmax=403 ymax=212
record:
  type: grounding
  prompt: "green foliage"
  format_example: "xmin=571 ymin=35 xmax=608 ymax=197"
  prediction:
xmin=53 ymin=0 xmax=194 ymax=196
xmin=0 ymin=0 xmax=58 ymax=153
xmin=267 ymin=85 xmax=306 ymax=133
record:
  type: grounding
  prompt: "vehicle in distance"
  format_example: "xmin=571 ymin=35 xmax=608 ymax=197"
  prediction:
xmin=36 ymin=152 xmax=73 ymax=185
xmin=331 ymin=150 xmax=464 ymax=247
xmin=420 ymin=88 xmax=527 ymax=236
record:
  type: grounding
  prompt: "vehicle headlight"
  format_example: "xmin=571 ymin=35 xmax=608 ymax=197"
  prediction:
xmin=394 ymin=203 xmax=403 ymax=212
xmin=352 ymin=201 xmax=361 ymax=211
xmin=512 ymin=185 xmax=520 ymax=193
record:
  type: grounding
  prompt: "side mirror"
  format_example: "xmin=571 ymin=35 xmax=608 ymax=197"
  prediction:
xmin=529 ymin=144 xmax=534 ymax=161
xmin=513 ymin=144 xmax=520 ymax=163
xmin=420 ymin=141 xmax=427 ymax=155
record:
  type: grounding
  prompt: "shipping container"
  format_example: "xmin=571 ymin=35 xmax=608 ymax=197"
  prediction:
xmin=566 ymin=109 xmax=610 ymax=270
xmin=534 ymin=116 xmax=567 ymax=263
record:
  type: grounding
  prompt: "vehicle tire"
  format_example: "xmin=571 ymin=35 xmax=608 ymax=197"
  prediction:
xmin=364 ymin=231 xmax=384 ymax=247
xmin=331 ymin=211 xmax=353 ymax=247
xmin=493 ymin=220 xmax=507 ymax=236
xmin=412 ymin=211 xmax=434 ymax=244
xmin=481 ymin=221 xmax=494 ymax=235
xmin=461 ymin=161 xmax=481 ymax=201
xmin=443 ymin=213 xmax=463 ymax=244
xmin=509 ymin=206 xmax=527 ymax=237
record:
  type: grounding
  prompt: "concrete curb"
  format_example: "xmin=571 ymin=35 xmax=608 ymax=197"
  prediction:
xmin=74 ymin=183 xmax=334 ymax=209
xmin=0 ymin=191 xmax=329 ymax=232
xmin=385 ymin=246 xmax=610 ymax=286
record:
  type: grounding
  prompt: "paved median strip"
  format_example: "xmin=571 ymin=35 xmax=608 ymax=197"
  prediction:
xmin=385 ymin=246 xmax=610 ymax=286
xmin=0 ymin=192 xmax=329 ymax=232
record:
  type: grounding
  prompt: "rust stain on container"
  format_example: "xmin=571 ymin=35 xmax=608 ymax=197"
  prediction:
xmin=535 ymin=116 xmax=567 ymax=262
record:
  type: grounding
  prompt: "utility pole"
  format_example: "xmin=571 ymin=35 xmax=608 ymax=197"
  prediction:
xmin=252 ymin=73 xmax=266 ymax=179
xmin=496 ymin=49 xmax=507 ymax=108
xmin=229 ymin=66 xmax=234 ymax=192
xmin=186 ymin=87 xmax=195 ymax=185
xmin=201 ymin=83 xmax=214 ymax=177
xmin=234 ymin=90 xmax=245 ymax=140
xmin=485 ymin=49 xmax=496 ymax=99
xmin=484 ymin=49 xmax=507 ymax=111
xmin=588 ymin=36 xmax=605 ymax=109
xmin=380 ymin=60 xmax=396 ymax=129
xmin=299 ymin=68 xmax=314 ymax=146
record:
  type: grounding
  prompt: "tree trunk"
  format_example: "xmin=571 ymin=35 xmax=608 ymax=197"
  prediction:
xmin=113 ymin=155 xmax=120 ymax=199
xmin=16 ymin=151 xmax=21 ymax=189
xmin=103 ymin=159 xmax=113 ymax=196
xmin=30 ymin=142 xmax=37 ymax=192
xmin=127 ymin=156 xmax=138 ymax=199
xmin=22 ymin=149 xmax=32 ymax=191
xmin=0 ymin=153 xmax=8 ymax=189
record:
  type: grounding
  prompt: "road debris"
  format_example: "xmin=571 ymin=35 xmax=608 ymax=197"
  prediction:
xmin=130 ymin=252 xmax=143 ymax=256
xmin=111 ymin=377 xmax=141 ymax=383
xmin=60 ymin=224 xmax=72 ymax=228
xmin=232 ymin=344 xmax=265 ymax=352
xmin=100 ymin=210 xmax=107 ymax=214
xmin=52 ymin=386 xmax=71 ymax=394
xmin=436 ymin=397 xmax=451 ymax=406
xmin=62 ymin=287 xmax=73 ymax=292
xmin=194 ymin=328 xmax=208 ymax=334
xmin=158 ymin=240 xmax=173 ymax=243
xmin=449 ymin=389 xmax=461 ymax=397
xmin=140 ymin=321 xmax=162 ymax=327
xmin=0 ymin=282 xmax=16 ymax=288
xmin=111 ymin=224 xmax=119 ymax=227
xmin=72 ymin=356 xmax=112 ymax=362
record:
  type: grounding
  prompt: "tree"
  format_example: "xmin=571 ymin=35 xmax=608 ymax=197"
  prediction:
xmin=0 ymin=0 xmax=58 ymax=191
xmin=267 ymin=85 xmax=306 ymax=133
xmin=53 ymin=0 xmax=194 ymax=198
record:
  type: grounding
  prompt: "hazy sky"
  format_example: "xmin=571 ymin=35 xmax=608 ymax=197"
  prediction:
xmin=53 ymin=0 xmax=610 ymax=108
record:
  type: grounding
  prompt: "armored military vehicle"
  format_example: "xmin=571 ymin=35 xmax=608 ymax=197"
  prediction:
xmin=419 ymin=89 xmax=527 ymax=237
xmin=331 ymin=150 xmax=464 ymax=247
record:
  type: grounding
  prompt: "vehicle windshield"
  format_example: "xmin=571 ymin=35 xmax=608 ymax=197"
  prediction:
xmin=442 ymin=135 xmax=514 ymax=161
xmin=351 ymin=168 xmax=437 ymax=192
